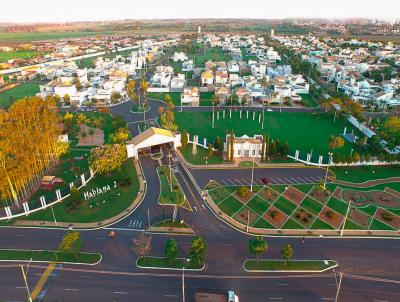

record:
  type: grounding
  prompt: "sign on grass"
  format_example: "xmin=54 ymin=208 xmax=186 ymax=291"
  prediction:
xmin=83 ymin=181 xmax=117 ymax=200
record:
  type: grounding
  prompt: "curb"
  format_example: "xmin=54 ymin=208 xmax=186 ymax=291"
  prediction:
xmin=136 ymin=256 xmax=205 ymax=271
xmin=242 ymin=259 xmax=338 ymax=273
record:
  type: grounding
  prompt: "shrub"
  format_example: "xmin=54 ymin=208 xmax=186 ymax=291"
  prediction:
xmin=381 ymin=212 xmax=393 ymax=221
xmin=302 ymin=217 xmax=309 ymax=223
xmin=326 ymin=210 xmax=335 ymax=219
xmin=237 ymin=186 xmax=250 ymax=198
xmin=270 ymin=210 xmax=279 ymax=219
xmin=295 ymin=213 xmax=301 ymax=219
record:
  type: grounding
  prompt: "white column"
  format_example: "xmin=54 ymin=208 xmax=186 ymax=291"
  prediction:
xmin=40 ymin=196 xmax=46 ymax=208
xmin=306 ymin=153 xmax=311 ymax=163
xmin=318 ymin=155 xmax=323 ymax=166
xmin=217 ymin=111 xmax=219 ymax=120
xmin=295 ymin=150 xmax=300 ymax=160
xmin=80 ymin=174 xmax=86 ymax=186
xmin=90 ymin=168 xmax=94 ymax=177
xmin=253 ymin=111 xmax=255 ymax=120
xmin=69 ymin=182 xmax=74 ymax=189
xmin=23 ymin=202 xmax=30 ymax=214
xmin=246 ymin=111 xmax=249 ymax=119
xmin=229 ymin=109 xmax=232 ymax=118
xmin=203 ymin=138 xmax=207 ymax=147
xmin=56 ymin=189 xmax=62 ymax=201
xmin=5 ymin=207 xmax=12 ymax=218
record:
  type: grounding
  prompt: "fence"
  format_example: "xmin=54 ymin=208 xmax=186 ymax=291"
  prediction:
xmin=0 ymin=169 xmax=96 ymax=221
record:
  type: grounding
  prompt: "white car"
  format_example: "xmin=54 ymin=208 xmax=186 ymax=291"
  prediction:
xmin=266 ymin=108 xmax=273 ymax=112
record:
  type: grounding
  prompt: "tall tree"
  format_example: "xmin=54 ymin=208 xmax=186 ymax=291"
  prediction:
xmin=248 ymin=236 xmax=267 ymax=270
xmin=189 ymin=236 xmax=207 ymax=267
xmin=281 ymin=244 xmax=293 ymax=267
xmin=164 ymin=238 xmax=178 ymax=264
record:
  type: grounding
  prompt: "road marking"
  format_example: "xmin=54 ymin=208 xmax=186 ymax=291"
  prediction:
xmin=373 ymin=300 xmax=388 ymax=302
xmin=31 ymin=262 xmax=56 ymax=299
xmin=80 ymin=275 xmax=92 ymax=278
xmin=269 ymin=298 xmax=283 ymax=300
xmin=241 ymin=178 xmax=250 ymax=185
xmin=277 ymin=283 xmax=289 ymax=286
xmin=234 ymin=178 xmax=243 ymax=184
xmin=321 ymin=298 xmax=334 ymax=301
xmin=95 ymin=237 xmax=105 ymax=240
xmin=15 ymin=286 xmax=26 ymax=289
xmin=270 ymin=178 xmax=277 ymax=184
xmin=304 ymin=177 xmax=315 ymax=183
xmin=282 ymin=177 xmax=292 ymax=183
xmin=220 ymin=180 xmax=228 ymax=185
xmin=64 ymin=288 xmax=78 ymax=291
xmin=165 ymin=294 xmax=178 ymax=298
xmin=227 ymin=179 xmax=236 ymax=185
xmin=275 ymin=177 xmax=285 ymax=183
xmin=114 ymin=291 xmax=127 ymax=295
xmin=15 ymin=234 xmax=26 ymax=237
xmin=326 ymin=283 xmax=336 ymax=286
xmin=103 ymin=227 xmax=144 ymax=232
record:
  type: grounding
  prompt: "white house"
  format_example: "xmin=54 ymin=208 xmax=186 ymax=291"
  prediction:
xmin=181 ymin=86 xmax=200 ymax=106
xmin=224 ymin=134 xmax=263 ymax=159
xmin=170 ymin=74 xmax=186 ymax=90
xmin=182 ymin=60 xmax=194 ymax=72
xmin=173 ymin=52 xmax=188 ymax=62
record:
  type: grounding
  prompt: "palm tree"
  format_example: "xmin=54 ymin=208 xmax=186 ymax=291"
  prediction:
xmin=281 ymin=244 xmax=293 ymax=267
xmin=140 ymin=79 xmax=149 ymax=122
xmin=248 ymin=236 xmax=267 ymax=270
xmin=88 ymin=128 xmax=95 ymax=144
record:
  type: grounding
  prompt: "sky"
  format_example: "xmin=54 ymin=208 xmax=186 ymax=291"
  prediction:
xmin=1 ymin=0 xmax=399 ymax=23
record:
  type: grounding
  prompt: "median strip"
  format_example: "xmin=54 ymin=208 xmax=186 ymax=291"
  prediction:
xmin=243 ymin=259 xmax=338 ymax=272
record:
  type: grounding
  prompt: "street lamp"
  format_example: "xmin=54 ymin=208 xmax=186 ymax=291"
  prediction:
xmin=334 ymin=269 xmax=343 ymax=302
xmin=182 ymin=258 xmax=190 ymax=302
xmin=324 ymin=152 xmax=333 ymax=190
xmin=250 ymin=152 xmax=255 ymax=192
xmin=168 ymin=153 xmax=173 ymax=192
xmin=20 ymin=258 xmax=33 ymax=302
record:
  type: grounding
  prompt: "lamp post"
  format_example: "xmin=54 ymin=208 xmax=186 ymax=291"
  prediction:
xmin=20 ymin=258 xmax=33 ymax=302
xmin=182 ymin=258 xmax=190 ymax=302
xmin=250 ymin=152 xmax=255 ymax=192
xmin=168 ymin=153 xmax=173 ymax=192
xmin=324 ymin=152 xmax=333 ymax=189
xmin=334 ymin=270 xmax=343 ymax=302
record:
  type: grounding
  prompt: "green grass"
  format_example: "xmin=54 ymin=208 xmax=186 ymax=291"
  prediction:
xmin=175 ymin=111 xmax=355 ymax=157
xmin=356 ymin=205 xmax=377 ymax=217
xmin=137 ymin=256 xmax=202 ymax=269
xmin=0 ymin=249 xmax=101 ymax=264
xmin=218 ymin=196 xmax=243 ymax=216
xmin=179 ymin=144 xmax=223 ymax=165
xmin=147 ymin=92 xmax=181 ymax=106
xmin=283 ymin=218 xmax=305 ymax=229
xmin=300 ymin=197 xmax=324 ymax=215
xmin=299 ymin=93 xmax=318 ymax=108
xmin=0 ymin=83 xmax=40 ymax=108
xmin=369 ymin=219 xmax=395 ymax=231
xmin=252 ymin=218 xmax=274 ymax=229
xmin=292 ymin=184 xmax=314 ymax=194
xmin=0 ymin=50 xmax=45 ymax=62
xmin=247 ymin=195 xmax=271 ymax=215
xmin=244 ymin=259 xmax=337 ymax=271
xmin=344 ymin=219 xmax=364 ymax=230
xmin=311 ymin=218 xmax=335 ymax=230
xmin=152 ymin=219 xmax=191 ymax=229
xmin=0 ymin=31 xmax=118 ymax=42
xmin=158 ymin=166 xmax=184 ymax=205
xmin=21 ymin=160 xmax=139 ymax=223
xmin=209 ymin=186 xmax=231 ymax=204
xmin=332 ymin=166 xmax=400 ymax=183
xmin=326 ymin=197 xmax=349 ymax=216
xmin=273 ymin=197 xmax=297 ymax=216
xmin=269 ymin=185 xmax=287 ymax=193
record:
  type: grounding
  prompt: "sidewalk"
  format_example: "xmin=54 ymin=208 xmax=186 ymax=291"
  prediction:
xmin=13 ymin=160 xmax=146 ymax=229
xmin=175 ymin=150 xmax=306 ymax=170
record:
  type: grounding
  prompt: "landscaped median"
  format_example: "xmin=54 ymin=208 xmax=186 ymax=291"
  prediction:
xmin=243 ymin=259 xmax=338 ymax=273
xmin=136 ymin=256 xmax=204 ymax=270
xmin=0 ymin=249 xmax=102 ymax=265
xmin=148 ymin=219 xmax=195 ymax=235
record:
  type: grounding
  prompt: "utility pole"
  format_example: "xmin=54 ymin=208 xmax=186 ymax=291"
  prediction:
xmin=147 ymin=208 xmax=151 ymax=228
xmin=182 ymin=259 xmax=190 ymax=302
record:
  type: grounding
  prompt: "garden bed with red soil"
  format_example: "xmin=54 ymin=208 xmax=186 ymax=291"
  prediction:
xmin=342 ymin=190 xmax=400 ymax=208
xmin=332 ymin=186 xmax=343 ymax=200
xmin=384 ymin=187 xmax=400 ymax=199
xmin=259 ymin=187 xmax=279 ymax=203
xmin=348 ymin=208 xmax=371 ymax=229
xmin=234 ymin=207 xmax=258 ymax=225
xmin=292 ymin=208 xmax=314 ymax=228
xmin=263 ymin=206 xmax=288 ymax=228
xmin=373 ymin=208 xmax=400 ymax=229
xmin=318 ymin=206 xmax=345 ymax=229
xmin=283 ymin=186 xmax=306 ymax=205
xmin=309 ymin=188 xmax=331 ymax=204
xmin=234 ymin=191 xmax=255 ymax=204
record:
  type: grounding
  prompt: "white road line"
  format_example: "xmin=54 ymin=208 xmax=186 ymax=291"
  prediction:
xmin=80 ymin=275 xmax=92 ymax=278
xmin=282 ymin=177 xmax=292 ymax=183
xmin=270 ymin=178 xmax=278 ymax=184
xmin=114 ymin=291 xmax=127 ymax=295
xmin=269 ymin=298 xmax=283 ymax=300
xmin=95 ymin=237 xmax=105 ymax=240
xmin=290 ymin=177 xmax=300 ymax=184
xmin=64 ymin=288 xmax=78 ymax=291
xmin=220 ymin=180 xmax=228 ymax=185
xmin=277 ymin=283 xmax=289 ymax=286
xmin=165 ymin=294 xmax=178 ymax=298
xmin=234 ymin=178 xmax=243 ymax=184
xmin=15 ymin=234 xmax=26 ymax=237
xmin=312 ymin=177 xmax=322 ymax=182
xmin=241 ymin=178 xmax=250 ymax=185
xmin=326 ymin=283 xmax=336 ymax=286
xmin=227 ymin=179 xmax=236 ymax=185
xmin=304 ymin=177 xmax=315 ymax=183
xmin=15 ymin=286 xmax=26 ymax=289
xmin=275 ymin=177 xmax=285 ymax=183
xmin=295 ymin=178 xmax=307 ymax=184
xmin=321 ymin=298 xmax=334 ymax=301
xmin=373 ymin=300 xmax=388 ymax=302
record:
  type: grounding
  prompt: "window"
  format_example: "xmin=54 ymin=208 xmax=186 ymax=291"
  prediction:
xmin=252 ymin=150 xmax=256 ymax=156
xmin=238 ymin=150 xmax=241 ymax=155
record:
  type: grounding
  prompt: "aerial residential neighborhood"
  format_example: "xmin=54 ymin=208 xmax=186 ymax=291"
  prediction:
xmin=0 ymin=1 xmax=400 ymax=301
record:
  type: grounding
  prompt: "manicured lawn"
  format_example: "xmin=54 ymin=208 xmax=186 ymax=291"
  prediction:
xmin=299 ymin=93 xmax=318 ymax=108
xmin=21 ymin=160 xmax=139 ymax=223
xmin=269 ymin=185 xmax=287 ymax=193
xmin=158 ymin=166 xmax=184 ymax=205
xmin=283 ymin=218 xmax=305 ymax=229
xmin=292 ymin=184 xmax=315 ymax=194
xmin=332 ymin=166 xmax=400 ymax=183
xmin=0 ymin=249 xmax=101 ymax=264
xmin=356 ymin=205 xmax=377 ymax=217
xmin=0 ymin=31 xmax=117 ymax=42
xmin=311 ymin=218 xmax=335 ymax=230
xmin=137 ymin=256 xmax=202 ymax=269
xmin=218 ymin=196 xmax=243 ymax=216
xmin=147 ymin=92 xmax=181 ymax=106
xmin=0 ymin=51 xmax=45 ymax=62
xmin=244 ymin=259 xmax=337 ymax=271
xmin=247 ymin=195 xmax=271 ymax=216
xmin=179 ymin=144 xmax=224 ymax=165
xmin=369 ymin=219 xmax=395 ymax=231
xmin=200 ymin=92 xmax=214 ymax=106
xmin=300 ymin=197 xmax=324 ymax=215
xmin=252 ymin=218 xmax=274 ymax=229
xmin=327 ymin=197 xmax=349 ymax=216
xmin=273 ymin=197 xmax=297 ymax=216
xmin=0 ymin=83 xmax=40 ymax=108
xmin=209 ymin=186 xmax=231 ymax=204
xmin=175 ymin=111 xmax=355 ymax=157
xmin=152 ymin=219 xmax=191 ymax=229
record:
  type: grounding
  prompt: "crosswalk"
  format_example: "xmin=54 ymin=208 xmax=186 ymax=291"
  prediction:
xmin=216 ymin=176 xmax=325 ymax=186
xmin=127 ymin=219 xmax=144 ymax=230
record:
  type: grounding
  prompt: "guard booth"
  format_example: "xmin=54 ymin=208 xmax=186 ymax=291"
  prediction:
xmin=126 ymin=127 xmax=181 ymax=159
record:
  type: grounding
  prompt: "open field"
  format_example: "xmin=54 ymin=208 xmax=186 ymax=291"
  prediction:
xmin=179 ymin=144 xmax=223 ymax=165
xmin=175 ymin=111 xmax=355 ymax=159
xmin=0 ymin=83 xmax=40 ymax=108
xmin=332 ymin=166 xmax=400 ymax=183
xmin=0 ymin=50 xmax=45 ymax=62
xmin=0 ymin=31 xmax=118 ymax=42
